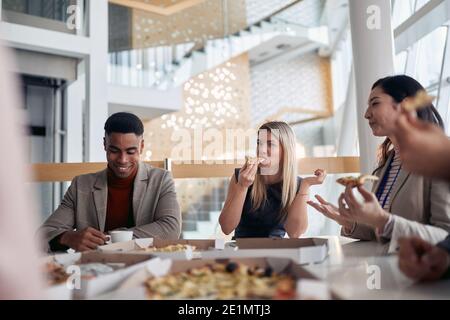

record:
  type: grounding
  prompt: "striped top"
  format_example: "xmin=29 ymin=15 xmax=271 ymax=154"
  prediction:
xmin=376 ymin=152 xmax=402 ymax=210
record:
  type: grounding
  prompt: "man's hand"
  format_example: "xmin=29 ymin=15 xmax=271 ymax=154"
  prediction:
xmin=398 ymin=237 xmax=450 ymax=281
xmin=393 ymin=113 xmax=450 ymax=179
xmin=59 ymin=227 xmax=108 ymax=252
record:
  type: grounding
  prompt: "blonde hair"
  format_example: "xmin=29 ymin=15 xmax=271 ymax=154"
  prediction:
xmin=251 ymin=121 xmax=298 ymax=219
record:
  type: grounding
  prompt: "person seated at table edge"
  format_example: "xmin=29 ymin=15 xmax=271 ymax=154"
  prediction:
xmin=392 ymin=112 xmax=450 ymax=281
xmin=308 ymin=75 xmax=450 ymax=253
xmin=38 ymin=112 xmax=181 ymax=253
xmin=219 ymin=121 xmax=326 ymax=239
xmin=393 ymin=112 xmax=450 ymax=180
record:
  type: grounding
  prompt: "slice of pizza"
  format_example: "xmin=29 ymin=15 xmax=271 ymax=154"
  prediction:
xmin=245 ymin=155 xmax=265 ymax=166
xmin=401 ymin=90 xmax=434 ymax=112
xmin=336 ymin=174 xmax=379 ymax=188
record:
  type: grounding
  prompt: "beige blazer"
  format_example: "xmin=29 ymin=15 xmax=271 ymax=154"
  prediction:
xmin=39 ymin=162 xmax=181 ymax=251
xmin=343 ymin=152 xmax=450 ymax=253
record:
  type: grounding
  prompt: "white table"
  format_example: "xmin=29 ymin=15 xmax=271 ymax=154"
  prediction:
xmin=303 ymin=236 xmax=450 ymax=300
xmin=93 ymin=236 xmax=450 ymax=300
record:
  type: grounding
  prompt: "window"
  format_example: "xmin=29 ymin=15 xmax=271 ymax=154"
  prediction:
xmin=2 ymin=0 xmax=86 ymax=35
xmin=395 ymin=51 xmax=408 ymax=74
xmin=392 ymin=0 xmax=416 ymax=29
xmin=414 ymin=27 xmax=447 ymax=89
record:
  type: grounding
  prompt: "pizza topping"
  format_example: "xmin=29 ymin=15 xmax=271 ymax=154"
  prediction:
xmin=145 ymin=262 xmax=296 ymax=300
xmin=44 ymin=262 xmax=69 ymax=286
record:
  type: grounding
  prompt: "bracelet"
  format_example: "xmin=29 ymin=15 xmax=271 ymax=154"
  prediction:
xmin=298 ymin=193 xmax=309 ymax=196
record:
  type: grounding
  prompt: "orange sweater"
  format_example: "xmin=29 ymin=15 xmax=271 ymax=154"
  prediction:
xmin=105 ymin=166 xmax=137 ymax=232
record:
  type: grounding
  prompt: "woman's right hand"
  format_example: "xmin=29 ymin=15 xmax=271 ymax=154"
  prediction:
xmin=307 ymin=195 xmax=355 ymax=230
xmin=237 ymin=161 xmax=260 ymax=188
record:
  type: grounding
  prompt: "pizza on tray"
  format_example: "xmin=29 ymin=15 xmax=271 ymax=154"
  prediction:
xmin=245 ymin=156 xmax=265 ymax=166
xmin=145 ymin=262 xmax=296 ymax=300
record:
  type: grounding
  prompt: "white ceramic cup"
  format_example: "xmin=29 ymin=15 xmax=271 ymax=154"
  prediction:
xmin=106 ymin=230 xmax=134 ymax=243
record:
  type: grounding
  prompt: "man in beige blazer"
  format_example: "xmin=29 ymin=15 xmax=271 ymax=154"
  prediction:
xmin=39 ymin=113 xmax=181 ymax=252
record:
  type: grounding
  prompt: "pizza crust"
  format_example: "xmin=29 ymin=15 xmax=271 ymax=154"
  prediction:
xmin=401 ymin=90 xmax=434 ymax=112
xmin=336 ymin=175 xmax=379 ymax=188
xmin=245 ymin=156 xmax=265 ymax=166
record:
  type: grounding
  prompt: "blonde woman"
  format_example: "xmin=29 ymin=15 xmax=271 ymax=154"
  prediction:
xmin=219 ymin=121 xmax=326 ymax=238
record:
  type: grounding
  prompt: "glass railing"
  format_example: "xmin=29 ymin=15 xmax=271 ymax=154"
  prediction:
xmin=106 ymin=0 xmax=322 ymax=89
xmin=108 ymin=43 xmax=195 ymax=88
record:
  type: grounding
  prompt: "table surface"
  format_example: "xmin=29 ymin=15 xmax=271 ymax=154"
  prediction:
xmin=303 ymin=236 xmax=450 ymax=300
xmin=93 ymin=236 xmax=450 ymax=300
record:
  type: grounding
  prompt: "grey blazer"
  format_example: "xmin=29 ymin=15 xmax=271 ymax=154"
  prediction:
xmin=39 ymin=162 xmax=181 ymax=251
xmin=343 ymin=152 xmax=450 ymax=253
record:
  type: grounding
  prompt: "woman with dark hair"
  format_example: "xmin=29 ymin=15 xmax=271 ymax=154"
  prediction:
xmin=371 ymin=75 xmax=444 ymax=169
xmin=309 ymin=75 xmax=450 ymax=253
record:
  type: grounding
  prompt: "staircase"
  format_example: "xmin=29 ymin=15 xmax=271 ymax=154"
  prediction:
xmin=158 ymin=17 xmax=327 ymax=89
xmin=108 ymin=0 xmax=329 ymax=90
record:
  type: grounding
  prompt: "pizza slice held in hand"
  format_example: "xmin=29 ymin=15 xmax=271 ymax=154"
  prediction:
xmin=401 ymin=90 xmax=434 ymax=112
xmin=245 ymin=156 xmax=265 ymax=166
xmin=336 ymin=175 xmax=379 ymax=188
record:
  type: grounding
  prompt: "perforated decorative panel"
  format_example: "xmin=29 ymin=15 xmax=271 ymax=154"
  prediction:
xmin=142 ymin=54 xmax=252 ymax=220
xmin=131 ymin=0 xmax=247 ymax=48
xmin=250 ymin=53 xmax=332 ymax=127
xmin=143 ymin=53 xmax=251 ymax=161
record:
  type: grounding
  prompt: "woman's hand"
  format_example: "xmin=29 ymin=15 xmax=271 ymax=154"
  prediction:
xmin=303 ymin=169 xmax=327 ymax=187
xmin=338 ymin=185 xmax=390 ymax=230
xmin=237 ymin=161 xmax=261 ymax=188
xmin=307 ymin=195 xmax=355 ymax=230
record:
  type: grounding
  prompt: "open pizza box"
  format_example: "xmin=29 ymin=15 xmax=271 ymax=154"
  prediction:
xmin=93 ymin=257 xmax=338 ymax=300
xmin=42 ymin=251 xmax=154 ymax=300
xmin=42 ymin=252 xmax=81 ymax=300
xmin=98 ymin=238 xmax=226 ymax=260
xmin=42 ymin=257 xmax=73 ymax=300
xmin=201 ymin=238 xmax=329 ymax=265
